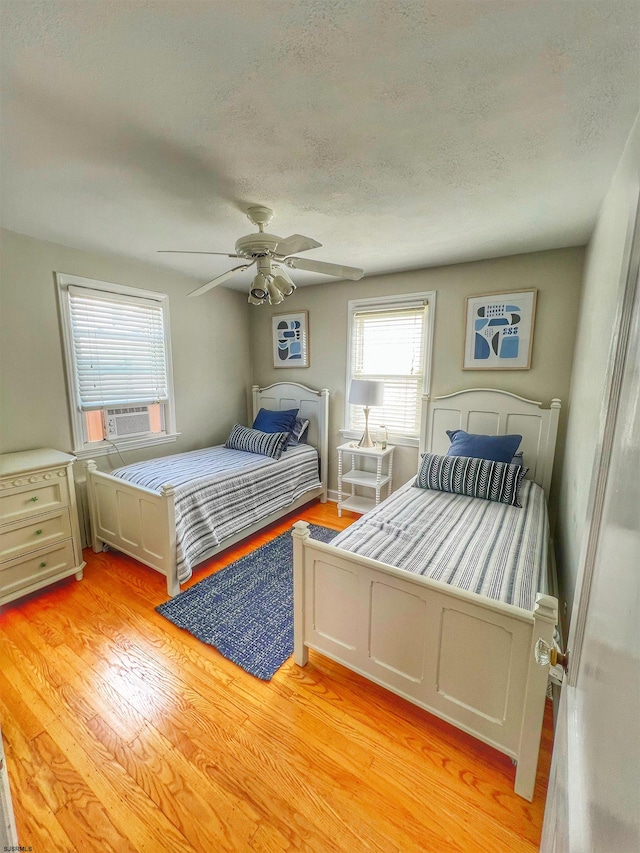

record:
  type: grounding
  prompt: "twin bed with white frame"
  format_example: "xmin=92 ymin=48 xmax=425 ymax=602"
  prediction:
xmin=292 ymin=388 xmax=561 ymax=801
xmin=85 ymin=382 xmax=329 ymax=596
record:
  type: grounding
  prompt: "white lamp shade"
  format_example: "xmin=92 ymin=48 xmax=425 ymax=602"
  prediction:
xmin=348 ymin=379 xmax=384 ymax=407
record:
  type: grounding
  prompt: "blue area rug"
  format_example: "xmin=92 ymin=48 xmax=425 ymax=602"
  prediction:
xmin=156 ymin=524 xmax=338 ymax=680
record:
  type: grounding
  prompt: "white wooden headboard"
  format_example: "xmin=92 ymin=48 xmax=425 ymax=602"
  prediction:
xmin=422 ymin=389 xmax=561 ymax=495
xmin=252 ymin=382 xmax=329 ymax=502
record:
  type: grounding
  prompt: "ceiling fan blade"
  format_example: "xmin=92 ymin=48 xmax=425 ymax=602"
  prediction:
xmin=274 ymin=234 xmax=322 ymax=256
xmin=187 ymin=263 xmax=253 ymax=297
xmin=158 ymin=250 xmax=240 ymax=257
xmin=285 ymin=257 xmax=364 ymax=280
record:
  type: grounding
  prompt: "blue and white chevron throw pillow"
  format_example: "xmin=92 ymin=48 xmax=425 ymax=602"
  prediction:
xmin=415 ymin=452 xmax=527 ymax=507
xmin=225 ymin=424 xmax=289 ymax=459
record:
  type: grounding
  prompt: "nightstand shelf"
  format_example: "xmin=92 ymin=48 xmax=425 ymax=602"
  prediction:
xmin=337 ymin=442 xmax=395 ymax=517
xmin=341 ymin=469 xmax=391 ymax=488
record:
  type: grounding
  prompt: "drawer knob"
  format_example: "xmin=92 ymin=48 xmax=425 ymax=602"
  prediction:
xmin=35 ymin=529 xmax=43 ymax=535
xmin=30 ymin=496 xmax=39 ymax=502
xmin=40 ymin=561 xmax=47 ymax=568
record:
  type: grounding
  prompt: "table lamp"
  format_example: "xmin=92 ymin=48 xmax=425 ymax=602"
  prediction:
xmin=348 ymin=379 xmax=385 ymax=448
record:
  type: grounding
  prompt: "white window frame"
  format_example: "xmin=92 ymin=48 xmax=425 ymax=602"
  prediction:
xmin=342 ymin=291 xmax=436 ymax=447
xmin=56 ymin=272 xmax=179 ymax=458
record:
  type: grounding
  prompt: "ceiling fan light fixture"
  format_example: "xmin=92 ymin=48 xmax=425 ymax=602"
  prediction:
xmin=272 ymin=274 xmax=295 ymax=297
xmin=249 ymin=273 xmax=269 ymax=301
xmin=266 ymin=278 xmax=285 ymax=305
xmin=253 ymin=272 xmax=267 ymax=290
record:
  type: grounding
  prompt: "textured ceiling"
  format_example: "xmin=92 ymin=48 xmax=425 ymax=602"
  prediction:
xmin=1 ymin=0 xmax=639 ymax=292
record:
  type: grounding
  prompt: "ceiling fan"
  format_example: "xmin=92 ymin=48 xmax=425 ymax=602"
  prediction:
xmin=158 ymin=206 xmax=364 ymax=304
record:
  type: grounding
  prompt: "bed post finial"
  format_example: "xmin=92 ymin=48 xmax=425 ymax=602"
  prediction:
xmin=533 ymin=592 xmax=557 ymax=624
xmin=292 ymin=520 xmax=311 ymax=539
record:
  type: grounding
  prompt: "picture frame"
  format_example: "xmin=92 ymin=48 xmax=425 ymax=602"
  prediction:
xmin=272 ymin=311 xmax=309 ymax=368
xmin=463 ymin=289 xmax=537 ymax=370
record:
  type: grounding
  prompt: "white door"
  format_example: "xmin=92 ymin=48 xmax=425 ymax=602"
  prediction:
xmin=541 ymin=245 xmax=640 ymax=848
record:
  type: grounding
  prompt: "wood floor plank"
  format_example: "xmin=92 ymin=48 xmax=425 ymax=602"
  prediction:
xmin=0 ymin=500 xmax=553 ymax=852
xmin=0 ymin=631 xmax=199 ymax=853
xmin=85 ymin=715 xmax=259 ymax=853
xmin=247 ymin=821 xmax=297 ymax=852
xmin=0 ymin=669 xmax=47 ymax=741
xmin=4 ymin=740 xmax=76 ymax=853
xmin=0 ymin=701 xmax=70 ymax=819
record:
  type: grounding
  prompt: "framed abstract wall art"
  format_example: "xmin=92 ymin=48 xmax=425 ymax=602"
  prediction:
xmin=272 ymin=311 xmax=309 ymax=368
xmin=463 ymin=289 xmax=537 ymax=370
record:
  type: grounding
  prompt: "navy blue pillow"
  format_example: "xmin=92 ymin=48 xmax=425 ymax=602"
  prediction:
xmin=446 ymin=429 xmax=522 ymax=463
xmin=252 ymin=407 xmax=298 ymax=434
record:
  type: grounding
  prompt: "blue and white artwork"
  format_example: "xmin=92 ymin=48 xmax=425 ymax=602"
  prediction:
xmin=272 ymin=311 xmax=309 ymax=368
xmin=464 ymin=290 xmax=536 ymax=370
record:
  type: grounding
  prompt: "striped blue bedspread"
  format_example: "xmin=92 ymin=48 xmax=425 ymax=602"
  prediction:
xmin=331 ymin=478 xmax=549 ymax=611
xmin=112 ymin=444 xmax=320 ymax=583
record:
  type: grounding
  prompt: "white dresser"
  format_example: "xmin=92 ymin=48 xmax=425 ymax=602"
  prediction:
xmin=0 ymin=449 xmax=85 ymax=606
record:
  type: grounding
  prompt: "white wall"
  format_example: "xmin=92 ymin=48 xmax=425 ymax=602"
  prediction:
xmin=0 ymin=230 xmax=252 ymax=465
xmin=556 ymin=116 xmax=640 ymax=621
xmin=250 ymin=246 xmax=585 ymax=520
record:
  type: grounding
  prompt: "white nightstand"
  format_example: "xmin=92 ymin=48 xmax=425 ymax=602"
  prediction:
xmin=337 ymin=442 xmax=395 ymax=517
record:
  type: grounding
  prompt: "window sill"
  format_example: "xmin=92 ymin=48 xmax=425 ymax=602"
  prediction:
xmin=339 ymin=429 xmax=419 ymax=449
xmin=73 ymin=432 xmax=181 ymax=460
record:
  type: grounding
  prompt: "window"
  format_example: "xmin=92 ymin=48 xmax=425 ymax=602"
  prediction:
xmin=345 ymin=292 xmax=436 ymax=443
xmin=57 ymin=273 xmax=177 ymax=456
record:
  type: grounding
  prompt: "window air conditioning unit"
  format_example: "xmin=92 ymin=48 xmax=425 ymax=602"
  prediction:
xmin=105 ymin=406 xmax=151 ymax=440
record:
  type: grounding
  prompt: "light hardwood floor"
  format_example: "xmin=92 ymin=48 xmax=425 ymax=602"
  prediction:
xmin=0 ymin=500 xmax=553 ymax=852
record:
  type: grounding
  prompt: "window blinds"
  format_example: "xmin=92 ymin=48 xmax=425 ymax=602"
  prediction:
xmin=68 ymin=285 xmax=169 ymax=411
xmin=349 ymin=304 xmax=427 ymax=436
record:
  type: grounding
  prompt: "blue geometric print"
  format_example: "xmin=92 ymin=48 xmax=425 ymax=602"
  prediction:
xmin=474 ymin=301 xmax=521 ymax=360
xmin=277 ymin=319 xmax=303 ymax=362
xmin=156 ymin=525 xmax=338 ymax=680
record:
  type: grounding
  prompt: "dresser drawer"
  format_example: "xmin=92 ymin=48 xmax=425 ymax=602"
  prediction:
xmin=0 ymin=509 xmax=72 ymax=562
xmin=0 ymin=540 xmax=76 ymax=602
xmin=0 ymin=474 xmax=70 ymax=524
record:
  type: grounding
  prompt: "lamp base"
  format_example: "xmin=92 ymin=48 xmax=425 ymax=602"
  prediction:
xmin=357 ymin=407 xmax=376 ymax=448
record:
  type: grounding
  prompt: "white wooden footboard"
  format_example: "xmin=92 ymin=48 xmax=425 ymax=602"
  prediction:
xmin=85 ymin=461 xmax=179 ymax=596
xmin=292 ymin=521 xmax=557 ymax=801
